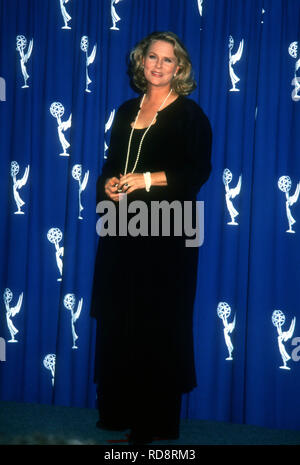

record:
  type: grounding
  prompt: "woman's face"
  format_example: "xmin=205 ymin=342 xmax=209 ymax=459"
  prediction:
xmin=143 ymin=40 xmax=179 ymax=90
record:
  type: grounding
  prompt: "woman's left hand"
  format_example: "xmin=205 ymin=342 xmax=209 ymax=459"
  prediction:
xmin=117 ymin=173 xmax=146 ymax=194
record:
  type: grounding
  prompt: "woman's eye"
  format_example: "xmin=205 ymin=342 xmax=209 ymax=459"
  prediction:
xmin=149 ymin=55 xmax=156 ymax=59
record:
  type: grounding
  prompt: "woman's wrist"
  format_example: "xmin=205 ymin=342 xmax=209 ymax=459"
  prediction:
xmin=143 ymin=172 xmax=151 ymax=191
xmin=144 ymin=171 xmax=167 ymax=188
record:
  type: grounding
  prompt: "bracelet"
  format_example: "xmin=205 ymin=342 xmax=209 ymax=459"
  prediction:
xmin=143 ymin=172 xmax=151 ymax=192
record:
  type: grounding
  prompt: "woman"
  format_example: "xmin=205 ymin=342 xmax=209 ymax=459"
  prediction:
xmin=90 ymin=31 xmax=212 ymax=444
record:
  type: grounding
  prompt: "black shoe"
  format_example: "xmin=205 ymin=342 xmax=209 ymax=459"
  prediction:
xmin=96 ymin=419 xmax=129 ymax=431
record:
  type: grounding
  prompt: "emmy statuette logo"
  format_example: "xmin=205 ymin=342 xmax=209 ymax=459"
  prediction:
xmin=59 ymin=0 xmax=71 ymax=29
xmin=289 ymin=42 xmax=300 ymax=102
xmin=3 ymin=288 xmax=23 ymax=343
xmin=80 ymin=36 xmax=97 ymax=93
xmin=110 ymin=0 xmax=122 ymax=30
xmin=16 ymin=35 xmax=33 ymax=89
xmin=223 ymin=169 xmax=242 ymax=225
xmin=50 ymin=102 xmax=72 ymax=157
xmin=104 ymin=109 xmax=116 ymax=158
xmin=228 ymin=35 xmax=244 ymax=92
xmin=11 ymin=161 xmax=30 ymax=215
xmin=272 ymin=310 xmax=296 ymax=370
xmin=63 ymin=294 xmax=83 ymax=349
xmin=197 ymin=0 xmax=203 ymax=16
xmin=217 ymin=302 xmax=236 ymax=360
xmin=278 ymin=176 xmax=300 ymax=233
xmin=72 ymin=164 xmax=89 ymax=220
xmin=47 ymin=228 xmax=64 ymax=281
xmin=43 ymin=354 xmax=56 ymax=386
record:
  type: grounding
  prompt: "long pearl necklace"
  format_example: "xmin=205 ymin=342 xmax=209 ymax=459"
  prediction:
xmin=123 ymin=88 xmax=173 ymax=175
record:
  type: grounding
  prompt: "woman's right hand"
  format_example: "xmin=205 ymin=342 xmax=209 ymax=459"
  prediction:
xmin=104 ymin=176 xmax=121 ymax=202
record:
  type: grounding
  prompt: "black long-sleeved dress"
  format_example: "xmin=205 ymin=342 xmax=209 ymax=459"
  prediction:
xmin=90 ymin=95 xmax=212 ymax=410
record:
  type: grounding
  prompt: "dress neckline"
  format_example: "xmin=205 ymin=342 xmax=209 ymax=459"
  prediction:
xmin=131 ymin=95 xmax=182 ymax=130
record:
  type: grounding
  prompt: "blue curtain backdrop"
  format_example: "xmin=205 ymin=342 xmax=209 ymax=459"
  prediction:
xmin=0 ymin=0 xmax=299 ymax=431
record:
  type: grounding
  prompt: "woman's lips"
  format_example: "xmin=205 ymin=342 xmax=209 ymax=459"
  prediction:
xmin=151 ymin=71 xmax=162 ymax=77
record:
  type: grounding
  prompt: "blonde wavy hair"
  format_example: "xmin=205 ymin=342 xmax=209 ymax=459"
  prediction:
xmin=129 ymin=31 xmax=196 ymax=96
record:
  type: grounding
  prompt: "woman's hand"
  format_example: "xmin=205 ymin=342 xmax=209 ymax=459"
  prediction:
xmin=117 ymin=173 xmax=146 ymax=195
xmin=104 ymin=176 xmax=122 ymax=201
xmin=104 ymin=171 xmax=167 ymax=201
